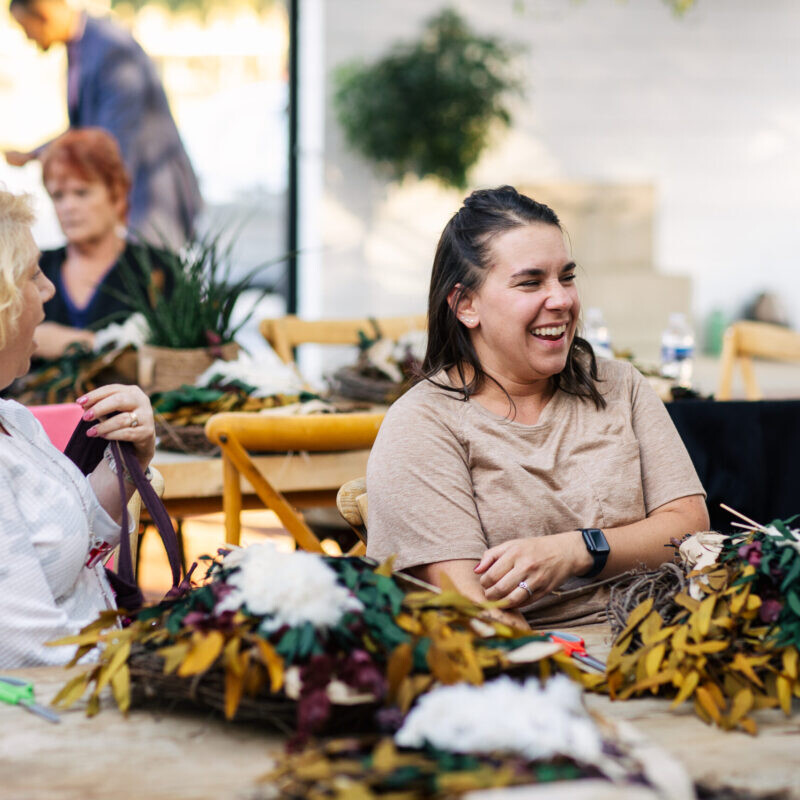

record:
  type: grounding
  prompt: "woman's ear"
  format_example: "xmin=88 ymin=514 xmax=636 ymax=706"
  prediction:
xmin=447 ymin=283 xmax=479 ymax=328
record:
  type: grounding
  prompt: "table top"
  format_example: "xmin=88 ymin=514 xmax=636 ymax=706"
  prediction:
xmin=2 ymin=623 xmax=798 ymax=800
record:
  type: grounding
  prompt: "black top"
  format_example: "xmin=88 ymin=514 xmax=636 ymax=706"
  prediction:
xmin=40 ymin=242 xmax=171 ymax=330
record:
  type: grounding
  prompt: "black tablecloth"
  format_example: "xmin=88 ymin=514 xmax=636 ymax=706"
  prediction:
xmin=667 ymin=400 xmax=800 ymax=532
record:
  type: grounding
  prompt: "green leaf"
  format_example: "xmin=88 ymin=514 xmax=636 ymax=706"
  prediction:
xmin=781 ymin=557 xmax=800 ymax=594
xmin=786 ymin=589 xmax=800 ymax=618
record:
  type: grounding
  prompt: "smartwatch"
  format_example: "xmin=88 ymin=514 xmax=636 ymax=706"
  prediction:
xmin=579 ymin=528 xmax=610 ymax=578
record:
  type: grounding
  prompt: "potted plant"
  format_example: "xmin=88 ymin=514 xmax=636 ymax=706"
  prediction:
xmin=116 ymin=232 xmax=279 ymax=393
xmin=333 ymin=9 xmax=522 ymax=189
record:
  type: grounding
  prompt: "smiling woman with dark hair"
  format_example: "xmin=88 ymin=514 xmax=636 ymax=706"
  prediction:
xmin=366 ymin=186 xmax=709 ymax=629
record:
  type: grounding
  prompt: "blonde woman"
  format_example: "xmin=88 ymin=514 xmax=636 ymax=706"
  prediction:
xmin=0 ymin=189 xmax=156 ymax=667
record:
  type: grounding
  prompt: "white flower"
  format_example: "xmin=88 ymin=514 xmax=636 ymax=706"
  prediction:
xmin=216 ymin=542 xmax=363 ymax=630
xmin=395 ymin=675 xmax=602 ymax=764
xmin=678 ymin=532 xmax=727 ymax=600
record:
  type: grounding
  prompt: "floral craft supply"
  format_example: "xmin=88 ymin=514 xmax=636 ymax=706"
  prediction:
xmin=395 ymin=675 xmax=601 ymax=764
xmin=257 ymin=678 xmax=690 ymax=799
xmin=602 ymin=515 xmax=800 ymax=734
xmin=216 ymin=543 xmax=364 ymax=630
xmin=50 ymin=550 xmax=593 ymax=740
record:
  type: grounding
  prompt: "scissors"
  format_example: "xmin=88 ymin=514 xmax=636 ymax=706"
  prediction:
xmin=547 ymin=631 xmax=606 ymax=672
xmin=0 ymin=676 xmax=60 ymax=723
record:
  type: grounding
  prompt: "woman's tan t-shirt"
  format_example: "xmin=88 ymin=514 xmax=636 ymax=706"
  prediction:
xmin=366 ymin=358 xmax=706 ymax=626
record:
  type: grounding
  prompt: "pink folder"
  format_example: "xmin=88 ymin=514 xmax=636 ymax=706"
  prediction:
xmin=29 ymin=403 xmax=84 ymax=452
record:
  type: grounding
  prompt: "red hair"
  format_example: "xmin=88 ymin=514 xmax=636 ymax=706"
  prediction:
xmin=41 ymin=128 xmax=131 ymax=221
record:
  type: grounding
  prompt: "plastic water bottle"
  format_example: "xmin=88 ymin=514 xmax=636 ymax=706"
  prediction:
xmin=583 ymin=307 xmax=613 ymax=359
xmin=660 ymin=312 xmax=694 ymax=387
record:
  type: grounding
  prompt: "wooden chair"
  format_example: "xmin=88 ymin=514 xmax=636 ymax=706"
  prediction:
xmin=717 ymin=321 xmax=800 ymax=400
xmin=204 ymin=412 xmax=384 ymax=553
xmin=260 ymin=314 xmax=427 ymax=364
xmin=336 ymin=476 xmax=368 ymax=544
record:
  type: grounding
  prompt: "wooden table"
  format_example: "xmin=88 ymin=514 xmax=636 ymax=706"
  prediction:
xmin=2 ymin=624 xmax=798 ymax=800
xmin=151 ymin=447 xmax=371 ymax=518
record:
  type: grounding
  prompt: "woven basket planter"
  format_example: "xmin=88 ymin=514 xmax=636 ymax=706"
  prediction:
xmin=138 ymin=342 xmax=240 ymax=394
xmin=329 ymin=365 xmax=409 ymax=404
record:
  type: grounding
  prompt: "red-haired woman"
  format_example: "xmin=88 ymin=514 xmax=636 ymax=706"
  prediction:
xmin=35 ymin=128 xmax=169 ymax=359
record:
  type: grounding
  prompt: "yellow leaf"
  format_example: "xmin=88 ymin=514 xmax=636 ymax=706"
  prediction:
xmin=372 ymin=739 xmax=399 ymax=773
xmin=86 ymin=693 xmax=101 ymax=718
xmin=728 ymin=687 xmax=753 ymax=725
xmin=394 ymin=613 xmax=422 ymax=635
xmin=705 ymin=681 xmax=725 ymax=709
xmin=696 ymin=594 xmax=716 ymax=638
xmin=777 ymin=675 xmax=793 ymax=715
xmin=782 ymin=647 xmax=798 ymax=679
xmin=386 ymin=642 xmax=413 ymax=703
xmin=730 ymin=653 xmax=765 ymax=688
xmin=224 ymin=637 xmax=243 ymax=676
xmin=110 ymin=663 xmax=131 ymax=714
xmin=730 ymin=584 xmax=751 ymax=614
xmin=46 ymin=630 xmax=105 ymax=648
xmin=671 ymin=670 xmax=699 ymax=708
xmin=745 ymin=594 xmax=762 ymax=612
xmin=255 ymin=638 xmax=284 ymax=693
xmin=95 ymin=640 xmax=131 ymax=693
xmin=617 ymin=598 xmax=654 ymax=640
xmin=224 ymin=668 xmax=244 ymax=720
xmin=157 ymin=641 xmax=191 ymax=675
xmin=674 ymin=592 xmax=701 ymax=613
xmin=645 ymin=643 xmax=666 ymax=679
xmin=683 ymin=640 xmax=729 ymax=655
xmin=695 ymin=686 xmax=722 ymax=724
xmin=178 ymin=631 xmax=224 ymax=677
xmin=671 ymin=626 xmax=689 ymax=652
xmin=639 ymin=611 xmax=663 ymax=645
xmin=52 ymin=672 xmax=92 ymax=709
xmin=374 ymin=556 xmax=395 ymax=577
xmin=738 ymin=715 xmax=758 ymax=735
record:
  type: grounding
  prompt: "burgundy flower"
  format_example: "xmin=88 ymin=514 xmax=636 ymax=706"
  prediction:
xmin=759 ymin=598 xmax=783 ymax=623
xmin=738 ymin=541 xmax=762 ymax=567
xmin=376 ymin=706 xmax=405 ymax=733
xmin=297 ymin=688 xmax=331 ymax=734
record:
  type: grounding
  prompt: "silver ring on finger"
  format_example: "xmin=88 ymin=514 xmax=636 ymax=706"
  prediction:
xmin=128 ymin=411 xmax=140 ymax=428
xmin=518 ymin=580 xmax=533 ymax=599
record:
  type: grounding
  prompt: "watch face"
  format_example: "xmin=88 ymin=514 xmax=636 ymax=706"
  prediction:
xmin=584 ymin=528 xmax=610 ymax=554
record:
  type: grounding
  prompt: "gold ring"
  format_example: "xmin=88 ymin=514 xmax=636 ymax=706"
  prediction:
xmin=129 ymin=411 xmax=140 ymax=428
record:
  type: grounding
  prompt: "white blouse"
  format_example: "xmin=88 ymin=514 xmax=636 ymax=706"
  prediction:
xmin=0 ymin=399 xmax=121 ymax=668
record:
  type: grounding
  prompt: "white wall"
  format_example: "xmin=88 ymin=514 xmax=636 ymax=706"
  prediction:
xmin=307 ymin=0 xmax=800 ymax=345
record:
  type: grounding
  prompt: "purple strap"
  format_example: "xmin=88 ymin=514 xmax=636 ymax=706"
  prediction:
xmin=64 ymin=418 xmax=182 ymax=611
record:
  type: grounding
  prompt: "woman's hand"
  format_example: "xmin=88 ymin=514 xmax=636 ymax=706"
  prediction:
xmin=77 ymin=384 xmax=156 ymax=468
xmin=474 ymin=532 xmax=593 ymax=608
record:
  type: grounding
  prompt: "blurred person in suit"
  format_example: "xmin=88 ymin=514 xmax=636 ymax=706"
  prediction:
xmin=35 ymin=128 xmax=171 ymax=359
xmin=5 ymin=0 xmax=202 ymax=249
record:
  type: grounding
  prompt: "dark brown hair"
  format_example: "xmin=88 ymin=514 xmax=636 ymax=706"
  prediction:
xmin=422 ymin=185 xmax=605 ymax=410
xmin=41 ymin=128 xmax=131 ymax=222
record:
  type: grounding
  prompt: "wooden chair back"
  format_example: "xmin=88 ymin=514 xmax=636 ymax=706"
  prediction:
xmin=260 ymin=314 xmax=427 ymax=364
xmin=717 ymin=321 xmax=800 ymax=400
xmin=336 ymin=476 xmax=368 ymax=544
xmin=205 ymin=412 xmax=384 ymax=553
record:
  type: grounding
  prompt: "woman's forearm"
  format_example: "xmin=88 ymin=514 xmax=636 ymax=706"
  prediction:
xmin=88 ymin=458 xmax=137 ymax=523
xmin=410 ymin=559 xmax=531 ymax=630
xmin=599 ymin=494 xmax=710 ymax=578
xmin=34 ymin=322 xmax=95 ymax=359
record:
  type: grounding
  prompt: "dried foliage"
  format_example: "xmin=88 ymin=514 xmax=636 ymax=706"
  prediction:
xmin=256 ymin=736 xmax=588 ymax=799
xmin=603 ymin=520 xmax=800 ymax=733
xmin=50 ymin=555 xmax=590 ymax=741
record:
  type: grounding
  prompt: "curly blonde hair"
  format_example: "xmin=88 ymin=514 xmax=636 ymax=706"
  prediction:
xmin=0 ymin=189 xmax=37 ymax=350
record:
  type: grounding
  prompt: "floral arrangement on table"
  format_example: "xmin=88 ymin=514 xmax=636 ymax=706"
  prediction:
xmin=150 ymin=350 xmax=310 ymax=453
xmin=329 ymin=327 xmax=427 ymax=404
xmin=602 ymin=511 xmax=800 ymax=733
xmin=50 ymin=545 xmax=593 ymax=741
xmin=256 ymin=676 xmax=685 ymax=798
